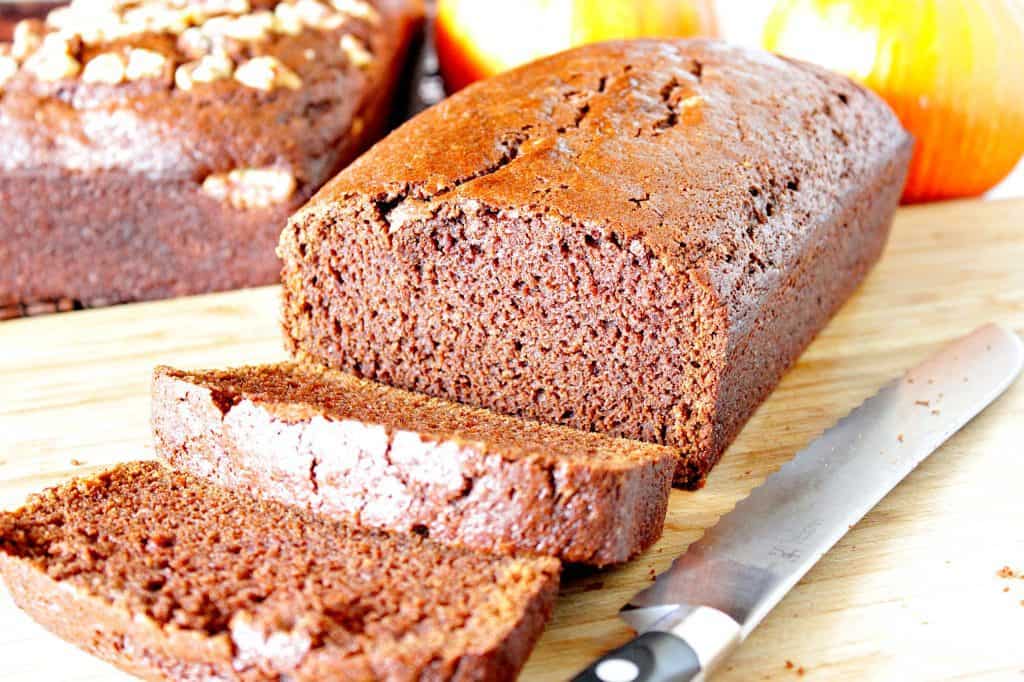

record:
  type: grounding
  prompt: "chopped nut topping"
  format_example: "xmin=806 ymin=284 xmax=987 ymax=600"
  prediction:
xmin=12 ymin=20 xmax=44 ymax=61
xmin=232 ymin=11 xmax=277 ymax=40
xmin=39 ymin=32 xmax=75 ymax=54
xmin=122 ymin=6 xmax=190 ymax=36
xmin=192 ymin=0 xmax=251 ymax=16
xmin=67 ymin=0 xmax=129 ymax=10
xmin=200 ymin=16 xmax=242 ymax=41
xmin=175 ymin=53 xmax=233 ymax=90
xmin=53 ymin=8 xmax=122 ymax=43
xmin=293 ymin=0 xmax=346 ymax=30
xmin=177 ymin=27 xmax=215 ymax=58
xmin=10 ymin=1 xmax=353 ymax=91
xmin=81 ymin=53 xmax=127 ymax=84
xmin=24 ymin=36 xmax=81 ymax=81
xmin=200 ymin=12 xmax=275 ymax=42
xmin=330 ymin=0 xmax=380 ymax=25
xmin=272 ymin=3 xmax=304 ymax=36
xmin=339 ymin=33 xmax=372 ymax=69
xmin=234 ymin=55 xmax=301 ymax=91
xmin=125 ymin=48 xmax=167 ymax=80
xmin=25 ymin=52 xmax=81 ymax=81
xmin=201 ymin=168 xmax=297 ymax=209
xmin=0 ymin=56 xmax=18 ymax=90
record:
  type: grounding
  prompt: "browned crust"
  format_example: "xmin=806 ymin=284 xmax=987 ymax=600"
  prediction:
xmin=678 ymin=138 xmax=914 ymax=487
xmin=151 ymin=364 xmax=674 ymax=565
xmin=448 ymin=572 xmax=559 ymax=681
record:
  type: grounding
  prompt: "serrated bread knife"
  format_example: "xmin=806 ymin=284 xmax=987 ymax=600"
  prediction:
xmin=573 ymin=323 xmax=1023 ymax=682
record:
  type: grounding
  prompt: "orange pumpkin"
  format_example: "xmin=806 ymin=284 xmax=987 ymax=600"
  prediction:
xmin=436 ymin=0 xmax=718 ymax=94
xmin=763 ymin=0 xmax=1024 ymax=203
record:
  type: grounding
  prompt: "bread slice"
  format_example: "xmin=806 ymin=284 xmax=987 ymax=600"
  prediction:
xmin=152 ymin=363 xmax=675 ymax=566
xmin=277 ymin=39 xmax=912 ymax=487
xmin=0 ymin=462 xmax=560 ymax=681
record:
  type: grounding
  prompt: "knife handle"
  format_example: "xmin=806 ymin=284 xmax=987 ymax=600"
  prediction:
xmin=570 ymin=631 xmax=701 ymax=682
xmin=572 ymin=605 xmax=742 ymax=682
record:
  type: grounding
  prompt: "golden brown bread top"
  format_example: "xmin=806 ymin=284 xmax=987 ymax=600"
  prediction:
xmin=300 ymin=39 xmax=911 ymax=338
xmin=0 ymin=0 xmax=423 ymax=186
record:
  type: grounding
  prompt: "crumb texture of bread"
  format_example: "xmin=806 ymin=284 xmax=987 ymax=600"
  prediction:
xmin=152 ymin=363 xmax=675 ymax=565
xmin=0 ymin=461 xmax=559 ymax=681
xmin=279 ymin=38 xmax=913 ymax=486
xmin=0 ymin=0 xmax=424 ymax=315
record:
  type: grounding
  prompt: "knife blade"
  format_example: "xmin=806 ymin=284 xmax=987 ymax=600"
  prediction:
xmin=572 ymin=323 xmax=1023 ymax=682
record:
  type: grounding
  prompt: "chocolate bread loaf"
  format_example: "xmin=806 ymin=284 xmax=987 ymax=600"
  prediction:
xmin=0 ymin=462 xmax=560 ymax=680
xmin=152 ymin=363 xmax=675 ymax=566
xmin=279 ymin=39 xmax=913 ymax=487
xmin=0 ymin=0 xmax=423 ymax=319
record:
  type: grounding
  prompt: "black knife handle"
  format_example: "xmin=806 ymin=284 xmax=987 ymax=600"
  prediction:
xmin=570 ymin=631 xmax=701 ymax=682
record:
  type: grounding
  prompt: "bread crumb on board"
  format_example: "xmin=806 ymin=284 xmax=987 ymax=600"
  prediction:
xmin=782 ymin=659 xmax=806 ymax=675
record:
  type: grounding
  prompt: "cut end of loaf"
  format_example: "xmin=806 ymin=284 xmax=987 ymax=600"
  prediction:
xmin=279 ymin=199 xmax=729 ymax=486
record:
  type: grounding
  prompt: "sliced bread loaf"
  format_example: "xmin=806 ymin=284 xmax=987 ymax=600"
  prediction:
xmin=152 ymin=363 xmax=676 ymax=566
xmin=0 ymin=462 xmax=560 ymax=681
xmin=277 ymin=39 xmax=912 ymax=487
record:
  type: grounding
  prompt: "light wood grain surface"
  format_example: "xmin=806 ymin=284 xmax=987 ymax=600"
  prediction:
xmin=1 ymin=198 xmax=1023 ymax=681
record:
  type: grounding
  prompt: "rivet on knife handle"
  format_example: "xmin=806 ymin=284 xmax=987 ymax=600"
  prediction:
xmin=572 ymin=605 xmax=740 ymax=682
xmin=570 ymin=631 xmax=701 ymax=682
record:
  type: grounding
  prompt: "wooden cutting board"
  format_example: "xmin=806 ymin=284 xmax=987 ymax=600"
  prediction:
xmin=1 ymin=197 xmax=1023 ymax=681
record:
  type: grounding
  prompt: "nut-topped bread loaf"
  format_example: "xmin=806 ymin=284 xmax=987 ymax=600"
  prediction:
xmin=279 ymin=39 xmax=913 ymax=487
xmin=0 ymin=0 xmax=423 ymax=319
xmin=152 ymin=363 xmax=676 ymax=566
xmin=0 ymin=461 xmax=560 ymax=680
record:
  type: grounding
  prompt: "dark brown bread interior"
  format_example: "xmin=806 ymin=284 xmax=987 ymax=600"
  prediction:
xmin=0 ymin=462 xmax=560 ymax=681
xmin=152 ymin=363 xmax=675 ymax=566
xmin=279 ymin=39 xmax=912 ymax=487
xmin=0 ymin=0 xmax=423 ymax=317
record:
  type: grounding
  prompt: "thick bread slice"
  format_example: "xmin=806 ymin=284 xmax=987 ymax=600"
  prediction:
xmin=0 ymin=462 xmax=560 ymax=682
xmin=152 ymin=363 xmax=676 ymax=566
